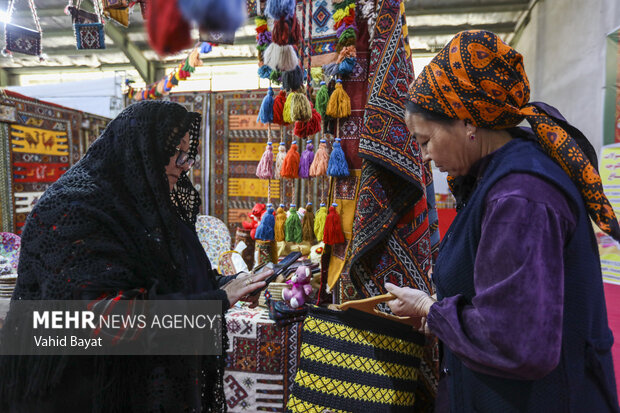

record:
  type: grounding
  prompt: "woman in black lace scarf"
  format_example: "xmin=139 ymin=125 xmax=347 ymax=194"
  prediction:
xmin=0 ymin=101 xmax=269 ymax=412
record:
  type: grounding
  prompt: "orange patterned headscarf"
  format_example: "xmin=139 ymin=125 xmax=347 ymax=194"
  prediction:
xmin=409 ymin=30 xmax=620 ymax=240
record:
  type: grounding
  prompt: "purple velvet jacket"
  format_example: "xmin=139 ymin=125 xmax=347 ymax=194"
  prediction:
xmin=428 ymin=157 xmax=577 ymax=380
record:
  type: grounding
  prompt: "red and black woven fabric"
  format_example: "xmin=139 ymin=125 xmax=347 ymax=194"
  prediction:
xmin=410 ymin=29 xmax=620 ymax=240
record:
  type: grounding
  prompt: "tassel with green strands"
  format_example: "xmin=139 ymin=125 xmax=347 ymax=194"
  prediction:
xmin=315 ymin=81 xmax=329 ymax=117
xmin=285 ymin=204 xmax=303 ymax=243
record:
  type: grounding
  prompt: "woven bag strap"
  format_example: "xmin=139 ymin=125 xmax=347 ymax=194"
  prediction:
xmin=339 ymin=293 xmax=412 ymax=324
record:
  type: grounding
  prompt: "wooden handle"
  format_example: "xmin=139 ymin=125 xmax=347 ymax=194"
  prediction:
xmin=338 ymin=293 xmax=412 ymax=325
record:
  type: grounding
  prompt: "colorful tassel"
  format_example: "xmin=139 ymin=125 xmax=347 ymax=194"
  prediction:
xmin=322 ymin=62 xmax=339 ymax=77
xmin=327 ymin=138 xmax=349 ymax=177
xmin=258 ymin=65 xmax=273 ymax=79
xmin=282 ymin=66 xmax=304 ymax=91
xmin=257 ymin=87 xmax=274 ymax=124
xmin=269 ymin=69 xmax=282 ymax=85
xmin=272 ymin=89 xmax=287 ymax=125
xmin=313 ymin=203 xmax=328 ymax=242
xmin=255 ymin=204 xmax=276 ymax=241
xmin=290 ymin=93 xmax=312 ymax=122
xmin=285 ymin=205 xmax=303 ymax=243
xmin=272 ymin=17 xmax=290 ymax=45
xmin=274 ymin=142 xmax=287 ymax=179
xmin=309 ymin=139 xmax=329 ymax=177
xmin=323 ymin=203 xmax=345 ymax=245
xmin=266 ymin=0 xmax=296 ymax=20
xmin=274 ymin=205 xmax=287 ymax=242
xmin=280 ymin=140 xmax=300 ymax=179
xmin=256 ymin=142 xmax=274 ymax=179
xmin=338 ymin=57 xmax=356 ymax=75
xmin=302 ymin=203 xmax=315 ymax=242
xmin=264 ymin=44 xmax=299 ymax=72
xmin=299 ymin=142 xmax=315 ymax=178
xmin=326 ymin=80 xmax=351 ymax=118
xmin=282 ymin=92 xmax=295 ymax=124
xmin=289 ymin=15 xmax=302 ymax=45
xmin=315 ymin=81 xmax=329 ymax=117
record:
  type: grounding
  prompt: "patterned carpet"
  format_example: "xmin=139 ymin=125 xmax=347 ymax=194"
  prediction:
xmin=0 ymin=90 xmax=108 ymax=234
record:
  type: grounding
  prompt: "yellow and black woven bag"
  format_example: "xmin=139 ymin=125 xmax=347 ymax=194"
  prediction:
xmin=286 ymin=294 xmax=425 ymax=412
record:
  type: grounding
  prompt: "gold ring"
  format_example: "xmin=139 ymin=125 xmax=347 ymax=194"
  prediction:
xmin=245 ymin=279 xmax=251 ymax=286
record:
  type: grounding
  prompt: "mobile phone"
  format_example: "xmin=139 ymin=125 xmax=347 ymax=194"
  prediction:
xmin=248 ymin=251 xmax=302 ymax=296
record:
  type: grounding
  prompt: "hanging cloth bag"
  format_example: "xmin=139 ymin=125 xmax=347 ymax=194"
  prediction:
xmin=70 ymin=0 xmax=105 ymax=49
xmin=286 ymin=294 xmax=425 ymax=412
xmin=3 ymin=0 xmax=43 ymax=58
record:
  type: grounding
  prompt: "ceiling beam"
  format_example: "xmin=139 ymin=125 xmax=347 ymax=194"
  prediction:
xmin=103 ymin=22 xmax=157 ymax=84
xmin=408 ymin=22 xmax=516 ymax=37
xmin=404 ymin=1 xmax=529 ymax=15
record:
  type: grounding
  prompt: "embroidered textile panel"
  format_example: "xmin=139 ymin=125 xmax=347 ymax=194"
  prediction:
xmin=2 ymin=91 xmax=109 ymax=234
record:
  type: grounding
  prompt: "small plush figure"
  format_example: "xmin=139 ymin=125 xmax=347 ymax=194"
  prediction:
xmin=282 ymin=265 xmax=313 ymax=308
xmin=242 ymin=203 xmax=266 ymax=239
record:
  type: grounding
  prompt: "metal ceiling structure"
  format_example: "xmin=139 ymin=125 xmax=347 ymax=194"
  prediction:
xmin=0 ymin=0 xmax=534 ymax=86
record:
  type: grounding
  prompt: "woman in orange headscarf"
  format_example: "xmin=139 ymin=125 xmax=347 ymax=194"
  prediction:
xmin=386 ymin=30 xmax=619 ymax=412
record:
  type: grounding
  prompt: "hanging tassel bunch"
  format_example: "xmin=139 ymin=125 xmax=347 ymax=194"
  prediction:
xmin=264 ymin=43 xmax=299 ymax=72
xmin=257 ymin=87 xmax=275 ymax=124
xmin=326 ymin=80 xmax=351 ymax=119
xmin=302 ymin=202 xmax=315 ymax=242
xmin=323 ymin=203 xmax=345 ymax=245
xmin=299 ymin=142 xmax=315 ymax=178
xmin=313 ymin=203 xmax=328 ymax=242
xmin=333 ymin=0 xmax=357 ymax=75
xmin=256 ymin=142 xmax=274 ymax=179
xmin=274 ymin=142 xmax=287 ymax=179
xmin=282 ymin=92 xmax=295 ymax=124
xmin=294 ymin=108 xmax=322 ymax=138
xmin=282 ymin=66 xmax=304 ymax=91
xmin=285 ymin=204 xmax=303 ymax=243
xmin=272 ymin=16 xmax=302 ymax=46
xmin=272 ymin=89 xmax=287 ymax=125
xmin=255 ymin=204 xmax=276 ymax=241
xmin=290 ymin=92 xmax=312 ymax=122
xmin=274 ymin=205 xmax=287 ymax=242
xmin=315 ymin=81 xmax=329 ymax=117
xmin=327 ymin=138 xmax=349 ymax=177
xmin=280 ymin=140 xmax=300 ymax=179
xmin=309 ymin=139 xmax=329 ymax=177
xmin=256 ymin=14 xmax=274 ymax=78
xmin=266 ymin=0 xmax=296 ymax=20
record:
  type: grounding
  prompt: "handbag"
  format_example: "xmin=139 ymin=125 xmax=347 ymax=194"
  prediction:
xmin=286 ymin=294 xmax=425 ymax=412
xmin=101 ymin=0 xmax=129 ymax=9
xmin=69 ymin=0 xmax=105 ymax=49
xmin=3 ymin=0 xmax=42 ymax=57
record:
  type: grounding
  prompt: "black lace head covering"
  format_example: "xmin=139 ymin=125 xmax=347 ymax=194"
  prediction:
xmin=0 ymin=101 xmax=224 ymax=411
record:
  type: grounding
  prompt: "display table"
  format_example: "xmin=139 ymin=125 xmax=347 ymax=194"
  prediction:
xmin=224 ymin=305 xmax=301 ymax=412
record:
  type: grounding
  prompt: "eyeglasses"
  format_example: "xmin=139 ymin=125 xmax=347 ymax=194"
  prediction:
xmin=175 ymin=148 xmax=195 ymax=168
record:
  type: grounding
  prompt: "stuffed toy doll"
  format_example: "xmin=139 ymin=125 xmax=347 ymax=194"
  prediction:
xmin=282 ymin=265 xmax=313 ymax=308
xmin=242 ymin=203 xmax=267 ymax=239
